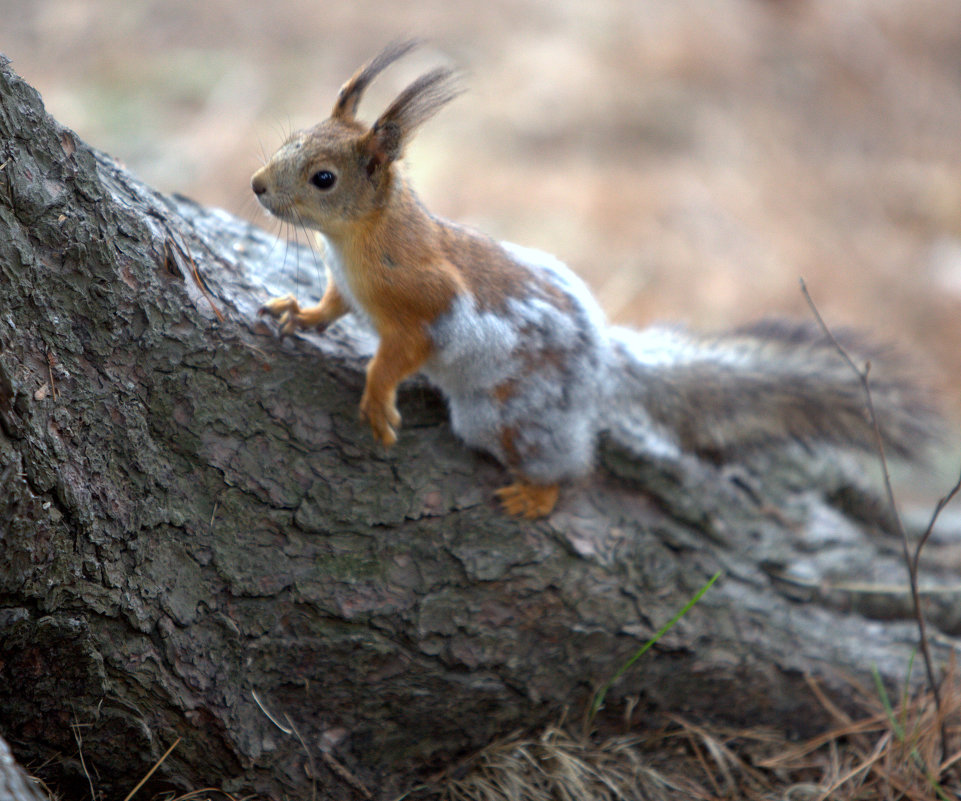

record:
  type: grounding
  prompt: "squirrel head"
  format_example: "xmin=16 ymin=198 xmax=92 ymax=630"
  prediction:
xmin=251 ymin=41 xmax=461 ymax=238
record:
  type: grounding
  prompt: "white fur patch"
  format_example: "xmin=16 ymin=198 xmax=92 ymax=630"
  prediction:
xmin=420 ymin=241 xmax=611 ymax=481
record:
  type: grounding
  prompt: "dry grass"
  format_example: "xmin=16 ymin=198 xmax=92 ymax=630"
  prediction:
xmin=755 ymin=667 xmax=961 ymax=801
xmin=28 ymin=679 xmax=961 ymax=801
xmin=152 ymin=791 xmax=248 ymax=801
xmin=431 ymin=725 xmax=708 ymax=801
xmin=414 ymin=670 xmax=961 ymax=801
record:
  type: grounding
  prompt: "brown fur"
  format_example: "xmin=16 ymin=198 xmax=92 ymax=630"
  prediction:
xmin=256 ymin=45 xmax=938 ymax=521
xmin=254 ymin=43 xmax=477 ymax=450
xmin=499 ymin=426 xmax=522 ymax=468
xmin=439 ymin=226 xmax=577 ymax=313
xmin=492 ymin=379 xmax=518 ymax=404
xmin=437 ymin=225 xmax=525 ymax=310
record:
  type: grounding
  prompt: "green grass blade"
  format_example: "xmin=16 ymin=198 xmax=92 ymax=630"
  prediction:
xmin=588 ymin=571 xmax=722 ymax=724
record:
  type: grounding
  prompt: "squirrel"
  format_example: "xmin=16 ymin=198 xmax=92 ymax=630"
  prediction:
xmin=252 ymin=41 xmax=936 ymax=519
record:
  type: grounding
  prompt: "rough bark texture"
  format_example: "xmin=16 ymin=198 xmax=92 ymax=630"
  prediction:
xmin=0 ymin=56 xmax=959 ymax=800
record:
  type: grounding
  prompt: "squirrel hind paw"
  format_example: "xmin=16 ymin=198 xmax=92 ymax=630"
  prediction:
xmin=360 ymin=398 xmax=401 ymax=447
xmin=495 ymin=482 xmax=559 ymax=520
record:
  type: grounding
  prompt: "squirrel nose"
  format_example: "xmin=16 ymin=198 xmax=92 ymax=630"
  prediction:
xmin=251 ymin=174 xmax=268 ymax=196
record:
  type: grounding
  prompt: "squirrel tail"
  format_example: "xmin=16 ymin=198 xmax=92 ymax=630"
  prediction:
xmin=603 ymin=319 xmax=939 ymax=462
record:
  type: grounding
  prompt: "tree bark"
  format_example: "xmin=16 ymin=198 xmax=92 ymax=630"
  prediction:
xmin=0 ymin=56 xmax=958 ymax=800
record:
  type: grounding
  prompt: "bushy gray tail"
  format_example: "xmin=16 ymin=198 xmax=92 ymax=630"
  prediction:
xmin=604 ymin=319 xmax=938 ymax=462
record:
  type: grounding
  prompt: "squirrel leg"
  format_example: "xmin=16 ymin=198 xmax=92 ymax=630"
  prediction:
xmin=359 ymin=327 xmax=432 ymax=447
xmin=495 ymin=481 xmax=559 ymax=520
xmin=259 ymin=283 xmax=350 ymax=337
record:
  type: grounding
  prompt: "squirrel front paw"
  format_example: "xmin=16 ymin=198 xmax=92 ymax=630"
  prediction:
xmin=258 ymin=294 xmax=305 ymax=337
xmin=359 ymin=392 xmax=401 ymax=447
xmin=259 ymin=295 xmax=331 ymax=337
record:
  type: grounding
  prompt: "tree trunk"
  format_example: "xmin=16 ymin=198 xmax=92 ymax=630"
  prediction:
xmin=0 ymin=55 xmax=958 ymax=800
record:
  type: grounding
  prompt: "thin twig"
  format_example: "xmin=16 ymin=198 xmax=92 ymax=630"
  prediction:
xmin=321 ymin=751 xmax=373 ymax=800
xmin=800 ymin=278 xmax=950 ymax=767
xmin=913 ymin=469 xmax=961 ymax=590
xmin=122 ymin=737 xmax=181 ymax=801
xmin=153 ymin=213 xmax=225 ymax=322
xmin=187 ymin=245 xmax=225 ymax=322
xmin=284 ymin=714 xmax=318 ymax=801
xmin=914 ymin=468 xmax=961 ymax=782
xmin=70 ymin=720 xmax=97 ymax=801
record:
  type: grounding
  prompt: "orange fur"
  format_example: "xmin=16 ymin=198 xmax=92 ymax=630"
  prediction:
xmin=360 ymin=323 xmax=433 ymax=446
xmin=314 ymin=185 xmax=469 ymax=447
xmin=333 ymin=198 xmax=466 ymax=334
xmin=495 ymin=482 xmax=560 ymax=519
xmin=255 ymin=44 xmax=938 ymax=523
xmin=254 ymin=43 xmax=573 ymax=519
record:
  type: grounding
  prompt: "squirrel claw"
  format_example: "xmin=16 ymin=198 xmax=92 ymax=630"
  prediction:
xmin=374 ymin=425 xmax=398 ymax=448
xmin=495 ymin=482 xmax=559 ymax=520
xmin=260 ymin=295 xmax=321 ymax=338
xmin=259 ymin=294 xmax=300 ymax=319
xmin=278 ymin=312 xmax=300 ymax=338
xmin=360 ymin=397 xmax=401 ymax=447
xmin=367 ymin=419 xmax=398 ymax=448
xmin=259 ymin=295 xmax=302 ymax=338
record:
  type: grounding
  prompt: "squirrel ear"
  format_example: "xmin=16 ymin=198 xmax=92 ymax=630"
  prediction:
xmin=361 ymin=66 xmax=461 ymax=177
xmin=331 ymin=40 xmax=419 ymax=122
xmin=360 ymin=121 xmax=402 ymax=179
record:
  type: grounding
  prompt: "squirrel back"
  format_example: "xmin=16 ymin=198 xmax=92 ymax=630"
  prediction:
xmin=252 ymin=43 xmax=938 ymax=518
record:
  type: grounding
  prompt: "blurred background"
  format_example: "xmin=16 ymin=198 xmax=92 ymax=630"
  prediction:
xmin=3 ymin=0 xmax=961 ymax=425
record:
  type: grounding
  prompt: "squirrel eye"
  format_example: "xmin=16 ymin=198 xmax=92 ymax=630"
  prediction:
xmin=310 ymin=170 xmax=337 ymax=190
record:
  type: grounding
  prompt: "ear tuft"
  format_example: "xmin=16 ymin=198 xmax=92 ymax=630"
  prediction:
xmin=380 ymin=67 xmax=462 ymax=135
xmin=331 ymin=40 xmax=420 ymax=122
xmin=365 ymin=67 xmax=462 ymax=169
